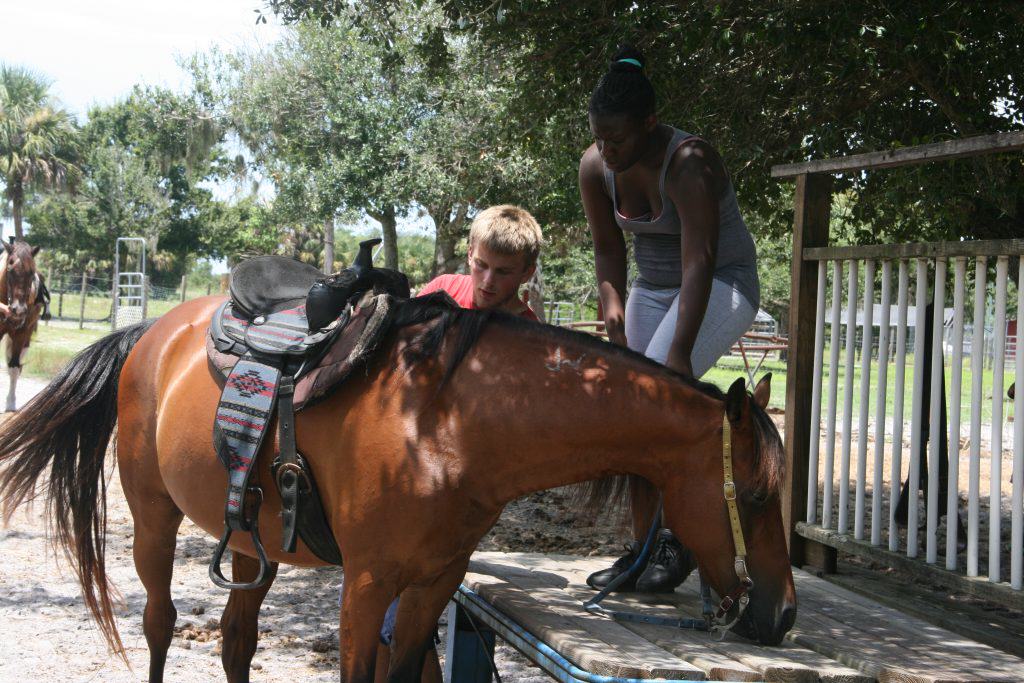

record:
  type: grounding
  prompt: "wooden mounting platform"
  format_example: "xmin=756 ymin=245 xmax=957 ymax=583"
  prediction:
xmin=454 ymin=552 xmax=1024 ymax=683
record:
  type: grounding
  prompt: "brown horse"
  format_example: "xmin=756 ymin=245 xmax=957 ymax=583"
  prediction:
xmin=0 ymin=238 xmax=44 ymax=411
xmin=0 ymin=294 xmax=796 ymax=683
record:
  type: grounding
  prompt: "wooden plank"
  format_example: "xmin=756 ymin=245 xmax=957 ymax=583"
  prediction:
xmin=795 ymin=522 xmax=1024 ymax=611
xmin=610 ymin=588 xmax=871 ymax=683
xmin=803 ymin=240 xmax=1024 ymax=262
xmin=784 ymin=173 xmax=834 ymax=566
xmin=790 ymin=570 xmax=1024 ymax=681
xmin=461 ymin=572 xmax=706 ymax=680
xmin=503 ymin=574 xmax=753 ymax=682
xmin=822 ymin=564 xmax=1024 ymax=659
xmin=771 ymin=131 xmax=1024 ymax=178
xmin=474 ymin=553 xmax=870 ymax=682
xmin=471 ymin=554 xmax=754 ymax=680
xmin=467 ymin=552 xmax=1024 ymax=682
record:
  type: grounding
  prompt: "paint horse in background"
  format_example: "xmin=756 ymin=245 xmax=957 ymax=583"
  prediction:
xmin=0 ymin=238 xmax=45 ymax=411
xmin=0 ymin=293 xmax=796 ymax=683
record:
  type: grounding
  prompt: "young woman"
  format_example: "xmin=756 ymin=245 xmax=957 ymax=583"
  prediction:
xmin=579 ymin=46 xmax=760 ymax=593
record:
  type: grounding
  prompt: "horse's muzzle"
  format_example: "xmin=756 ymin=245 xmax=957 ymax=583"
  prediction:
xmin=732 ymin=600 xmax=796 ymax=646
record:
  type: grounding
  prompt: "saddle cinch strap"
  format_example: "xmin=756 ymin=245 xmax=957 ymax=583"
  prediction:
xmin=208 ymin=291 xmax=394 ymax=591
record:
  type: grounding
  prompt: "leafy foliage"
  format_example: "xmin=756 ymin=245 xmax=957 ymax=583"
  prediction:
xmin=264 ymin=1 xmax=1024 ymax=245
xmin=196 ymin=3 xmax=541 ymax=273
xmin=0 ymin=65 xmax=79 ymax=239
xmin=25 ymin=87 xmax=277 ymax=284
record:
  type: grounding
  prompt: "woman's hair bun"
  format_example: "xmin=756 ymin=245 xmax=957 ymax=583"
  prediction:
xmin=609 ymin=45 xmax=646 ymax=73
xmin=589 ymin=43 xmax=655 ymax=118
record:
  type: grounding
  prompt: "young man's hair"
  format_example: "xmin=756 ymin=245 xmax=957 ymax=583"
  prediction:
xmin=589 ymin=44 xmax=655 ymax=120
xmin=469 ymin=204 xmax=544 ymax=267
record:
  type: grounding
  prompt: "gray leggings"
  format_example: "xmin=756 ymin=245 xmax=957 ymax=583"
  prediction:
xmin=625 ymin=278 xmax=757 ymax=377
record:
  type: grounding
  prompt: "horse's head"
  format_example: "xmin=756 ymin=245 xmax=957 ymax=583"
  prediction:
xmin=1 ymin=239 xmax=41 ymax=329
xmin=664 ymin=374 xmax=796 ymax=645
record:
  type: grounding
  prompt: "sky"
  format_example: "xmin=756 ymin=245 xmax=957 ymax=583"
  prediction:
xmin=0 ymin=0 xmax=283 ymax=119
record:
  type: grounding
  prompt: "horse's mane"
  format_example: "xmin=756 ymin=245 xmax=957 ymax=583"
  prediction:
xmin=388 ymin=294 xmax=785 ymax=504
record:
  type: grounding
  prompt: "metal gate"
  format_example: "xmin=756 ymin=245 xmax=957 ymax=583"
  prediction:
xmin=112 ymin=237 xmax=147 ymax=331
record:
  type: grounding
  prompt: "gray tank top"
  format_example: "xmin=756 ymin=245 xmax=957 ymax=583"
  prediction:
xmin=603 ymin=128 xmax=760 ymax=309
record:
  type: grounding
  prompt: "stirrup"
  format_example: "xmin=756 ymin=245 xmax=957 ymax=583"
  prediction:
xmin=208 ymin=488 xmax=273 ymax=590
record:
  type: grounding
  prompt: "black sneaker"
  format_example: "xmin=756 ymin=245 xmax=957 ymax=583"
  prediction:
xmin=635 ymin=529 xmax=696 ymax=593
xmin=586 ymin=541 xmax=642 ymax=591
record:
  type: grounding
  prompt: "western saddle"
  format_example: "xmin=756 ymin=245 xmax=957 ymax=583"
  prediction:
xmin=206 ymin=239 xmax=409 ymax=590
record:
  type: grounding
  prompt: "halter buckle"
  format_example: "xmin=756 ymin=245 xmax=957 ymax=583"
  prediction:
xmin=723 ymin=481 xmax=737 ymax=501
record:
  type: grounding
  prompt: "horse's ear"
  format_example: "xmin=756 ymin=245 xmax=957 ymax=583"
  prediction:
xmin=753 ymin=373 xmax=772 ymax=409
xmin=726 ymin=377 xmax=747 ymax=423
xmin=2 ymin=242 xmax=11 ymax=254
xmin=30 ymin=246 xmax=40 ymax=256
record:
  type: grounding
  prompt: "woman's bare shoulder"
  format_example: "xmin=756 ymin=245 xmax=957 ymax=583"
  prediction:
xmin=666 ymin=137 xmax=727 ymax=193
xmin=579 ymin=143 xmax=607 ymax=185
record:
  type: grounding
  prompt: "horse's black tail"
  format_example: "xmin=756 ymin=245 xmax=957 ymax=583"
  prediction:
xmin=0 ymin=319 xmax=155 ymax=660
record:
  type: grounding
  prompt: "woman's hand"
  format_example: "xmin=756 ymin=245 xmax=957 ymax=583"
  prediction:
xmin=665 ymin=350 xmax=694 ymax=379
xmin=604 ymin=311 xmax=628 ymax=347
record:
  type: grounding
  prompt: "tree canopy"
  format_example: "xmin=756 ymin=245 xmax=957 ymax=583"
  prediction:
xmin=263 ymin=1 xmax=1024 ymax=244
xmin=0 ymin=65 xmax=79 ymax=239
xmin=195 ymin=3 xmax=540 ymax=274
xmin=24 ymin=86 xmax=278 ymax=283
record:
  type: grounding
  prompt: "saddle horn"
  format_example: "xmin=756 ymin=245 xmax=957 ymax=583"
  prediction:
xmin=305 ymin=237 xmax=408 ymax=332
xmin=352 ymin=238 xmax=382 ymax=277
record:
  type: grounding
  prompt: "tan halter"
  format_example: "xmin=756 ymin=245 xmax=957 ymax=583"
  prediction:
xmin=708 ymin=413 xmax=754 ymax=638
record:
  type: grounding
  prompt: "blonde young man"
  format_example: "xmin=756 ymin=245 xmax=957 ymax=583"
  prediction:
xmin=417 ymin=204 xmax=543 ymax=320
xmin=376 ymin=204 xmax=543 ymax=683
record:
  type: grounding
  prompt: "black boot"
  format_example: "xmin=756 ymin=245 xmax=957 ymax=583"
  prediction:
xmin=635 ymin=529 xmax=695 ymax=593
xmin=586 ymin=541 xmax=642 ymax=591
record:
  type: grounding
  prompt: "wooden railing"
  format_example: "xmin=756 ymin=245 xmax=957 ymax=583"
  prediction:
xmin=775 ymin=132 xmax=1024 ymax=607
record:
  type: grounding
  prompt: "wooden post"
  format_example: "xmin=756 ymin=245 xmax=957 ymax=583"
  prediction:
xmin=56 ymin=275 xmax=64 ymax=319
xmin=207 ymin=283 xmax=212 ymax=296
xmin=78 ymin=272 xmax=88 ymax=329
xmin=46 ymin=267 xmax=53 ymax=327
xmin=783 ymin=172 xmax=833 ymax=570
xmin=142 ymin=275 xmax=149 ymax=319
xmin=180 ymin=274 xmax=188 ymax=303
xmin=444 ymin=601 xmax=495 ymax=683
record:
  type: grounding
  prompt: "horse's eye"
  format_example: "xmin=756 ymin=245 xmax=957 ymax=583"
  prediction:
xmin=749 ymin=491 xmax=770 ymax=507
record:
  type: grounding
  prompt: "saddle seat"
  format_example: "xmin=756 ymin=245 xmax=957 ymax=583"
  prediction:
xmin=207 ymin=290 xmax=392 ymax=411
xmin=229 ymin=255 xmax=324 ymax=319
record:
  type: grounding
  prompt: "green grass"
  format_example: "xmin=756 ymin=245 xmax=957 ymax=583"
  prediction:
xmin=49 ymin=293 xmax=205 ymax=323
xmin=22 ymin=322 xmax=107 ymax=378
xmin=704 ymin=347 xmax=1017 ymax=424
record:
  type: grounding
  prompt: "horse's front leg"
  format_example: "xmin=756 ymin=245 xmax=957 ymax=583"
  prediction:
xmin=340 ymin=563 xmax=398 ymax=683
xmin=385 ymin=554 xmax=472 ymax=683
xmin=221 ymin=552 xmax=279 ymax=683
xmin=5 ymin=338 xmax=22 ymax=412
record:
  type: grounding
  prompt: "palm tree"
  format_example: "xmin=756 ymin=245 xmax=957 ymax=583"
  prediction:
xmin=0 ymin=65 xmax=78 ymax=239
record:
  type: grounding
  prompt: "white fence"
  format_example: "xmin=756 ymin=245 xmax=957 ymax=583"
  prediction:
xmin=803 ymin=247 xmax=1022 ymax=592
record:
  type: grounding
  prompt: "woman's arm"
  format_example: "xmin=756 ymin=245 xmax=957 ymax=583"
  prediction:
xmin=663 ymin=140 xmax=724 ymax=377
xmin=579 ymin=145 xmax=629 ymax=347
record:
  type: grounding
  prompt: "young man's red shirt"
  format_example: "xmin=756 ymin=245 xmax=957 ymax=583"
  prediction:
xmin=417 ymin=273 xmax=539 ymax=321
